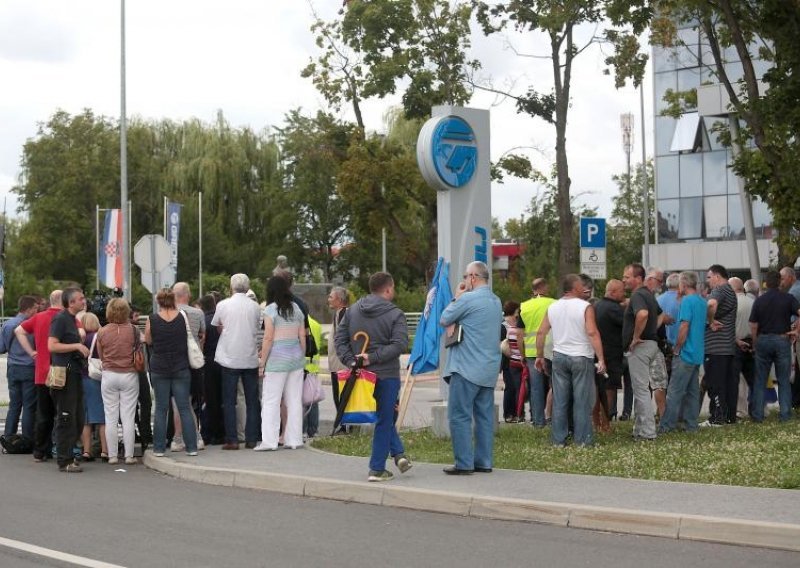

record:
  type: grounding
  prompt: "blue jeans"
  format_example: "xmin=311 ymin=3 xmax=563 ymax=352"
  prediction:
xmin=151 ymin=370 xmax=197 ymax=453
xmin=369 ymin=378 xmax=404 ymax=472
xmin=221 ymin=367 xmax=260 ymax=444
xmin=526 ymin=359 xmax=550 ymax=426
xmin=550 ymin=352 xmax=595 ymax=446
xmin=447 ymin=373 xmax=494 ymax=470
xmin=659 ymin=358 xmax=700 ymax=432
xmin=5 ymin=364 xmax=36 ymax=438
xmin=753 ymin=335 xmax=793 ymax=421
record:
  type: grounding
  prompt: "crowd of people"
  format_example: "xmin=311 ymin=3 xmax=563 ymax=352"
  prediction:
xmin=2 ymin=260 xmax=798 ymax=481
xmin=0 ymin=269 xmax=326 ymax=473
xmin=503 ymin=263 xmax=800 ymax=449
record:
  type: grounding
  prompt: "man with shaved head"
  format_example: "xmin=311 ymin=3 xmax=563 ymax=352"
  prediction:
xmin=595 ymin=279 xmax=626 ymax=421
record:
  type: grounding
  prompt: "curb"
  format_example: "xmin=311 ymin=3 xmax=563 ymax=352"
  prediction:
xmin=143 ymin=453 xmax=800 ymax=552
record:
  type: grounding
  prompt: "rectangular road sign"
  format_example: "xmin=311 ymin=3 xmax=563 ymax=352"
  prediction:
xmin=580 ymin=262 xmax=607 ymax=280
xmin=580 ymin=248 xmax=607 ymax=264
xmin=580 ymin=217 xmax=606 ymax=249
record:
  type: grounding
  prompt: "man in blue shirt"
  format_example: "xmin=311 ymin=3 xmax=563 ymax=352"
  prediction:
xmin=657 ymin=273 xmax=681 ymax=348
xmin=1 ymin=296 xmax=38 ymax=439
xmin=440 ymin=261 xmax=502 ymax=475
xmin=659 ymin=272 xmax=706 ymax=433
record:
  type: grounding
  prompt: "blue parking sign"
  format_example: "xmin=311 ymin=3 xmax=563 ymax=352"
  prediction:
xmin=580 ymin=218 xmax=606 ymax=248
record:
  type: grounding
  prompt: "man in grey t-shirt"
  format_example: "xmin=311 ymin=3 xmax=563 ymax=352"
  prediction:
xmin=173 ymin=282 xmax=206 ymax=450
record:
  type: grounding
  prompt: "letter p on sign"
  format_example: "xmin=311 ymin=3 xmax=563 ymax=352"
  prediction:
xmin=580 ymin=218 xmax=606 ymax=249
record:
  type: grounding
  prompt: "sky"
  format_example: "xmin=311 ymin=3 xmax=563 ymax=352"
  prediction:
xmin=0 ymin=0 xmax=654 ymax=227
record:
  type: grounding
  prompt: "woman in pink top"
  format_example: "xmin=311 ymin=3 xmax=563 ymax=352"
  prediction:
xmin=97 ymin=298 xmax=140 ymax=465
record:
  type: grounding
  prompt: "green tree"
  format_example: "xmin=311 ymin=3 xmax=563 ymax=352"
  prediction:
xmin=607 ymin=160 xmax=654 ymax=279
xmin=475 ymin=1 xmax=636 ymax=277
xmin=276 ymin=110 xmax=355 ymax=281
xmin=10 ymin=110 xmax=291 ymax=310
xmin=335 ymin=108 xmax=438 ymax=285
xmin=613 ymin=0 xmax=800 ymax=265
xmin=13 ymin=109 xmax=119 ymax=284
xmin=508 ymin=167 xmax=597 ymax=285
xmin=304 ymin=0 xmax=477 ymax=122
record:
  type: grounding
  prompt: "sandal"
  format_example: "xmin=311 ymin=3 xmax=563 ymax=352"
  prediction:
xmin=100 ymin=453 xmax=109 ymax=462
xmin=81 ymin=452 xmax=95 ymax=462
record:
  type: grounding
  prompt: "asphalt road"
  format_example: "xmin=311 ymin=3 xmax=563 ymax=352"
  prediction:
xmin=0 ymin=454 xmax=797 ymax=568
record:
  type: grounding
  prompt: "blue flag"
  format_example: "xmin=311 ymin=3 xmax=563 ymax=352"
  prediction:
xmin=408 ymin=258 xmax=453 ymax=375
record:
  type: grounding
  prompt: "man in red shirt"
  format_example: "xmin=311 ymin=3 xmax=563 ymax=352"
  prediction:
xmin=15 ymin=289 xmax=63 ymax=461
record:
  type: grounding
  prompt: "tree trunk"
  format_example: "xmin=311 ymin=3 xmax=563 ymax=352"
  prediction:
xmin=553 ymin=27 xmax=575 ymax=277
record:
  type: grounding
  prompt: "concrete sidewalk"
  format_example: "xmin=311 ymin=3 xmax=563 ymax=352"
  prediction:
xmin=145 ymin=438 xmax=800 ymax=552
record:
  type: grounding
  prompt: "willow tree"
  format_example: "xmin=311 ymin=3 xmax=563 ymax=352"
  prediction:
xmin=11 ymin=110 xmax=289 ymax=295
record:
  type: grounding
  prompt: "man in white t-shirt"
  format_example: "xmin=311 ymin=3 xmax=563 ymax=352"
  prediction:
xmin=535 ymin=274 xmax=605 ymax=447
xmin=211 ymin=273 xmax=262 ymax=450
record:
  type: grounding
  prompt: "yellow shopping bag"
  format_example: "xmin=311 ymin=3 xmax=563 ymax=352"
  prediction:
xmin=337 ymin=367 xmax=377 ymax=424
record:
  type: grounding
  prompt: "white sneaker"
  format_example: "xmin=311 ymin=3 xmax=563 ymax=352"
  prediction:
xmin=108 ymin=457 xmax=119 ymax=465
xmin=197 ymin=437 xmax=205 ymax=451
xmin=170 ymin=437 xmax=186 ymax=452
xmin=186 ymin=451 xmax=198 ymax=457
xmin=253 ymin=443 xmax=278 ymax=451
xmin=153 ymin=452 xmax=165 ymax=458
xmin=699 ymin=420 xmax=722 ymax=428
xmin=125 ymin=457 xmax=137 ymax=465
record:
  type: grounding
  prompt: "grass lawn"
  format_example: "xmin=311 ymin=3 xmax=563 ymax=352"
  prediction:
xmin=311 ymin=416 xmax=800 ymax=489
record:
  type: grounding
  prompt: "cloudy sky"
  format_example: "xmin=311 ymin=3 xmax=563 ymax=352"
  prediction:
xmin=0 ymin=0 xmax=653 ymax=226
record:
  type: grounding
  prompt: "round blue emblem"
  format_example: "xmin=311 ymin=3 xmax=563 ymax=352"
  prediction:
xmin=430 ymin=116 xmax=477 ymax=188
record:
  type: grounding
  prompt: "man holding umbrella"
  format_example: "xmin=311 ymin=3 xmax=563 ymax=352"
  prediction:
xmin=334 ymin=272 xmax=412 ymax=482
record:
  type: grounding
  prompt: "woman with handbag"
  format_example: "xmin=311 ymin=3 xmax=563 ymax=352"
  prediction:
xmin=255 ymin=276 xmax=306 ymax=451
xmin=80 ymin=312 xmax=108 ymax=461
xmin=144 ymin=288 xmax=198 ymax=457
xmin=96 ymin=298 xmax=140 ymax=465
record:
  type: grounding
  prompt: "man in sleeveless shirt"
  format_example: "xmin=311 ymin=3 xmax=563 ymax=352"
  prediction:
xmin=535 ymin=274 xmax=606 ymax=447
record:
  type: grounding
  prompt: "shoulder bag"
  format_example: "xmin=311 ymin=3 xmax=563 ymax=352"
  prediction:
xmin=87 ymin=334 xmax=103 ymax=380
xmin=131 ymin=323 xmax=146 ymax=373
xmin=180 ymin=310 xmax=205 ymax=369
xmin=302 ymin=371 xmax=325 ymax=406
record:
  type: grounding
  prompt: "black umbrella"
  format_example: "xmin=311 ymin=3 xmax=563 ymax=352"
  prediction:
xmin=331 ymin=331 xmax=369 ymax=435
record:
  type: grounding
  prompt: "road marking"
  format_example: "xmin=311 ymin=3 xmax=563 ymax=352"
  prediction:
xmin=0 ymin=536 xmax=126 ymax=568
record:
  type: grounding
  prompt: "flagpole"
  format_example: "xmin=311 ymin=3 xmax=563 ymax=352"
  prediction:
xmin=95 ymin=205 xmax=100 ymax=291
xmin=128 ymin=200 xmax=132 ymax=298
xmin=198 ymin=192 xmax=203 ymax=297
xmin=163 ymin=196 xmax=167 ymax=238
xmin=120 ymin=0 xmax=130 ymax=301
xmin=396 ymin=366 xmax=416 ymax=430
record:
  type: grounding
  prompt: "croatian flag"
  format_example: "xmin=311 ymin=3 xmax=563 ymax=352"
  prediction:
xmin=99 ymin=209 xmax=123 ymax=289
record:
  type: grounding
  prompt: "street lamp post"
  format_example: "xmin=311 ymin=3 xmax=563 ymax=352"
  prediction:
xmin=120 ymin=0 xmax=130 ymax=301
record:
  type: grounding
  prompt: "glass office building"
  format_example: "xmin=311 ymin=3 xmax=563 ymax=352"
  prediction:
xmin=650 ymin=21 xmax=775 ymax=270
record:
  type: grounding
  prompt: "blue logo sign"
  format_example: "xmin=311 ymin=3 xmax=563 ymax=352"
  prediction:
xmin=580 ymin=218 xmax=606 ymax=248
xmin=430 ymin=116 xmax=477 ymax=188
xmin=474 ymin=226 xmax=487 ymax=263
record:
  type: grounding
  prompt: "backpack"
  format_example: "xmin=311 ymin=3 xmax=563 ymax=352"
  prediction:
xmin=0 ymin=434 xmax=34 ymax=454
